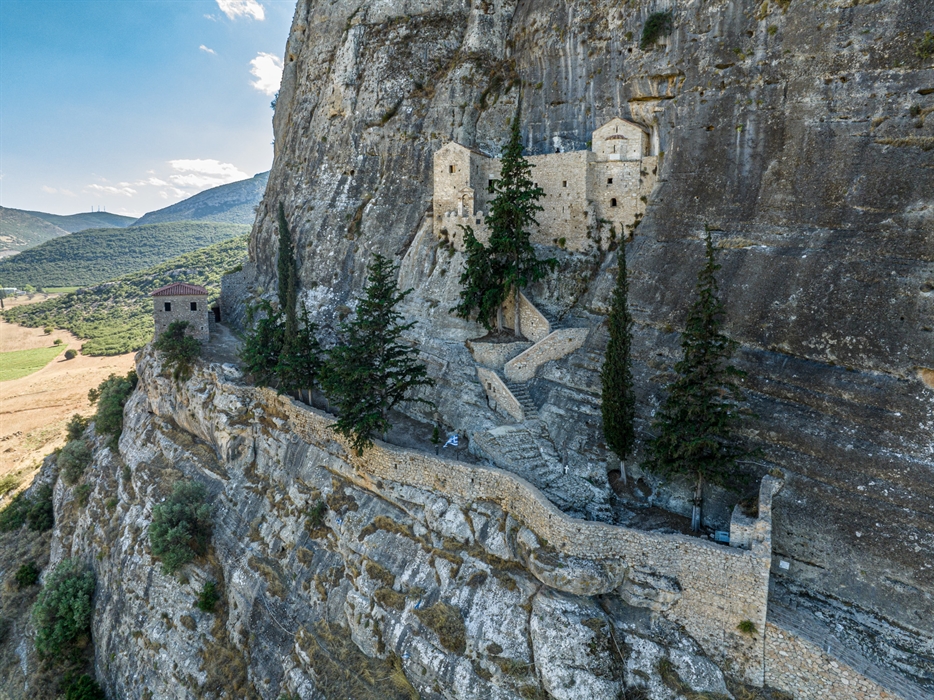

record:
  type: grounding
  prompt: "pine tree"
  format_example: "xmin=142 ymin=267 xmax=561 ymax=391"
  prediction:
xmin=643 ymin=227 xmax=748 ymax=531
xmin=450 ymin=226 xmax=506 ymax=331
xmin=239 ymin=300 xmax=285 ymax=387
xmin=276 ymin=201 xmax=298 ymax=338
xmin=601 ymin=241 xmax=636 ymax=463
xmin=486 ymin=106 xmax=555 ymax=337
xmin=276 ymin=302 xmax=323 ymax=398
xmin=321 ymin=254 xmax=435 ymax=452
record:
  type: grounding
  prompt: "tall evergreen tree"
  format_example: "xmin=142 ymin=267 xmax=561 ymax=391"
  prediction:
xmin=239 ymin=300 xmax=285 ymax=387
xmin=451 ymin=106 xmax=555 ymax=336
xmin=276 ymin=201 xmax=298 ymax=338
xmin=276 ymin=302 xmax=323 ymax=398
xmin=486 ymin=106 xmax=555 ymax=337
xmin=451 ymin=226 xmax=506 ymax=331
xmin=643 ymin=227 xmax=748 ymax=531
xmin=321 ymin=254 xmax=435 ymax=452
xmin=601 ymin=241 xmax=636 ymax=463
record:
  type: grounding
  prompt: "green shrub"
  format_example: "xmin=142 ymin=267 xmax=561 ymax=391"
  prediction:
xmin=0 ymin=472 xmax=21 ymax=498
xmin=53 ymin=338 xmax=63 ymax=346
xmin=917 ymin=31 xmax=934 ymax=60
xmin=15 ymin=562 xmax=41 ymax=588
xmin=640 ymin=10 xmax=673 ymax=50
xmin=64 ymin=349 xmax=78 ymax=360
xmin=0 ymin=484 xmax=54 ymax=533
xmin=93 ymin=371 xmax=138 ymax=449
xmin=75 ymin=484 xmax=92 ymax=508
xmin=31 ymin=558 xmax=95 ymax=659
xmin=306 ymin=500 xmax=327 ymax=530
xmin=195 ymin=580 xmax=220 ymax=613
xmin=59 ymin=440 xmax=92 ymax=485
xmin=66 ymin=414 xmax=89 ymax=441
xmin=149 ymin=480 xmax=213 ymax=574
xmin=153 ymin=320 xmax=201 ymax=382
xmin=737 ymin=619 xmax=758 ymax=636
xmin=44 ymin=327 xmax=53 ymax=335
xmin=63 ymin=673 xmax=106 ymax=700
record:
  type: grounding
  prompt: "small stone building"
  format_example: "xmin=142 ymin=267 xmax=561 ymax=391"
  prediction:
xmin=151 ymin=282 xmax=210 ymax=342
xmin=432 ymin=117 xmax=658 ymax=252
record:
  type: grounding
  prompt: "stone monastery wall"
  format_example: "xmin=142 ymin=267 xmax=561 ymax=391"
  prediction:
xmin=433 ymin=118 xmax=657 ymax=253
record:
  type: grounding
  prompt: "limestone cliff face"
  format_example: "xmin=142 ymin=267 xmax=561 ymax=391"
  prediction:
xmin=246 ymin=0 xmax=934 ymax=638
xmin=29 ymin=350 xmax=734 ymax=700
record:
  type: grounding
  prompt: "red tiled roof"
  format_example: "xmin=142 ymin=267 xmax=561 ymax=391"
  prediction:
xmin=151 ymin=282 xmax=209 ymax=297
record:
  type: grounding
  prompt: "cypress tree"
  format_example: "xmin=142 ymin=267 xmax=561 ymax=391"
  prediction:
xmin=276 ymin=201 xmax=298 ymax=337
xmin=239 ymin=299 xmax=285 ymax=387
xmin=321 ymin=254 xmax=435 ymax=452
xmin=643 ymin=227 xmax=748 ymax=531
xmin=276 ymin=302 xmax=323 ymax=399
xmin=486 ymin=106 xmax=555 ymax=337
xmin=601 ymin=241 xmax=636 ymax=462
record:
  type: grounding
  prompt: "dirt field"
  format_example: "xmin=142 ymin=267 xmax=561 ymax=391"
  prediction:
xmin=0 ymin=301 xmax=136 ymax=494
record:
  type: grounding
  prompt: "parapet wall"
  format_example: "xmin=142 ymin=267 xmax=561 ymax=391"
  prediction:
xmin=242 ymin=385 xmax=773 ymax=684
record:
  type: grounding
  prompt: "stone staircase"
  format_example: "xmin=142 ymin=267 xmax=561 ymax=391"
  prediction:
xmin=504 ymin=378 xmax=539 ymax=421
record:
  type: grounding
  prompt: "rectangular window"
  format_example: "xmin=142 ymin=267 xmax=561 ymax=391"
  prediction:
xmin=190 ymin=302 xmax=198 ymax=311
xmin=607 ymin=178 xmax=613 ymax=185
xmin=562 ymin=180 xmax=567 ymax=187
xmin=449 ymin=165 xmax=455 ymax=173
xmin=164 ymin=302 xmax=171 ymax=312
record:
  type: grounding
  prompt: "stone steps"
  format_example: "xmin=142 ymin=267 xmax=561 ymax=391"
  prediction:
xmin=505 ymin=379 xmax=539 ymax=420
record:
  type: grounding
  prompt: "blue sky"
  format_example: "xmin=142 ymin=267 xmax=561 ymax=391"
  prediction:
xmin=0 ymin=0 xmax=294 ymax=217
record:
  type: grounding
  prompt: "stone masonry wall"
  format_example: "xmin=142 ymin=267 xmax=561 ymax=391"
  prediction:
xmin=765 ymin=622 xmax=901 ymax=700
xmin=477 ymin=366 xmax=525 ymax=421
xmin=152 ymin=295 xmax=209 ymax=341
xmin=504 ymin=327 xmax=590 ymax=383
xmin=501 ymin=291 xmax=551 ymax=342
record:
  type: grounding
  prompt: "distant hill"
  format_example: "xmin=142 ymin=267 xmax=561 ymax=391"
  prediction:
xmin=0 ymin=207 xmax=70 ymax=253
xmin=0 ymin=221 xmax=249 ymax=288
xmin=2 ymin=235 xmax=248 ymax=355
xmin=133 ymin=171 xmax=269 ymax=226
xmin=26 ymin=210 xmax=136 ymax=233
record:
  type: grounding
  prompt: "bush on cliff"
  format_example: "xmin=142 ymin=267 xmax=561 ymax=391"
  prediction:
xmin=59 ymin=439 xmax=93 ymax=485
xmin=32 ymin=558 xmax=95 ymax=659
xmin=90 ymin=370 xmax=138 ymax=449
xmin=0 ymin=483 xmax=54 ymax=533
xmin=66 ymin=414 xmax=89 ymax=441
xmin=149 ymin=480 xmax=213 ymax=574
xmin=154 ymin=319 xmax=201 ymax=382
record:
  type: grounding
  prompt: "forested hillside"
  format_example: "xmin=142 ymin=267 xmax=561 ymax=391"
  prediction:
xmin=0 ymin=221 xmax=248 ymax=287
xmin=0 ymin=207 xmax=69 ymax=253
xmin=2 ymin=235 xmax=248 ymax=355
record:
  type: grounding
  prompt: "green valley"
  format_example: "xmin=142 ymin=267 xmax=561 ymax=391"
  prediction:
xmin=0 ymin=221 xmax=248 ymax=288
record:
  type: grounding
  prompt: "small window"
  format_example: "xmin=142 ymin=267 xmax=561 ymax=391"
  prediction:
xmin=449 ymin=165 xmax=455 ymax=173
xmin=164 ymin=302 xmax=172 ymax=312
xmin=611 ymin=198 xmax=618 ymax=207
xmin=607 ymin=177 xmax=613 ymax=185
xmin=488 ymin=178 xmax=494 ymax=190
xmin=190 ymin=301 xmax=198 ymax=311
xmin=562 ymin=180 xmax=567 ymax=188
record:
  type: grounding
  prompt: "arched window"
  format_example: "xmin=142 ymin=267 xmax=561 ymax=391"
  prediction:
xmin=611 ymin=198 xmax=617 ymax=207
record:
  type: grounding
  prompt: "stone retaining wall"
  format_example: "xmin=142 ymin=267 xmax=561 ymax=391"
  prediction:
xmin=504 ymin=327 xmax=590 ymax=382
xmin=765 ymin=623 xmax=902 ymax=700
xmin=239 ymin=385 xmax=774 ymax=685
xmin=476 ymin=367 xmax=525 ymax=421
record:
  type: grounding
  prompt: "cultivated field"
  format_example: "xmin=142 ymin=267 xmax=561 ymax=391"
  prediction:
xmin=0 ymin=300 xmax=135 ymax=493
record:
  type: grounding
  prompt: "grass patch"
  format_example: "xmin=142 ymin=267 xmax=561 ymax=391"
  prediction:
xmin=43 ymin=287 xmax=80 ymax=294
xmin=0 ymin=346 xmax=65 ymax=382
xmin=414 ymin=601 xmax=466 ymax=655
xmin=374 ymin=587 xmax=406 ymax=611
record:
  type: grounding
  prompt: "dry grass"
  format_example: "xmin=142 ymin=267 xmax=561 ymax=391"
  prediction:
xmin=414 ymin=601 xmax=467 ymax=655
xmin=297 ymin=622 xmax=418 ymax=700
xmin=374 ymin=587 xmax=406 ymax=611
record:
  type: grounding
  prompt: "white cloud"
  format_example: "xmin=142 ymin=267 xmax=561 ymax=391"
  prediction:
xmin=216 ymin=0 xmax=265 ymax=21
xmin=249 ymin=52 xmax=282 ymax=96
xmin=199 ymin=45 xmax=216 ymax=55
xmin=86 ymin=183 xmax=137 ymax=197
xmin=41 ymin=185 xmax=57 ymax=194
xmin=167 ymin=159 xmax=247 ymax=190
